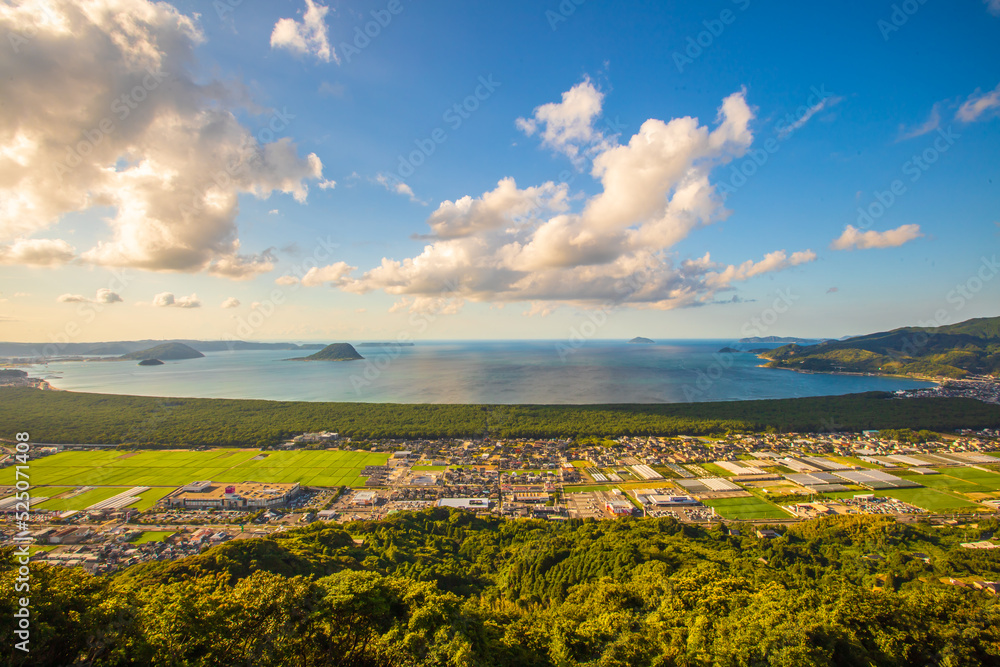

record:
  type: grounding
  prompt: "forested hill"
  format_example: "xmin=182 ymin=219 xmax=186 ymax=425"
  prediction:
xmin=3 ymin=388 xmax=1000 ymax=445
xmin=117 ymin=342 xmax=204 ymax=361
xmin=760 ymin=315 xmax=1000 ymax=378
xmin=3 ymin=510 xmax=998 ymax=666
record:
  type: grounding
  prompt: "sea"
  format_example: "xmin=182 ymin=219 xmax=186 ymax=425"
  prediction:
xmin=25 ymin=340 xmax=937 ymax=404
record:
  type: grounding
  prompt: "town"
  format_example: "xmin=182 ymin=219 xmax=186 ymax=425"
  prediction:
xmin=3 ymin=426 xmax=999 ymax=575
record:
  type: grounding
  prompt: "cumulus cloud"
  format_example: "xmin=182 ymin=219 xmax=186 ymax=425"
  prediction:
xmin=152 ymin=292 xmax=201 ymax=308
xmin=301 ymin=261 xmax=357 ymax=287
xmin=336 ymin=87 xmax=815 ymax=313
xmin=271 ymin=0 xmax=336 ymax=63
xmin=831 ymin=224 xmax=923 ymax=250
xmin=0 ymin=238 xmax=75 ymax=266
xmin=207 ymin=248 xmax=275 ymax=280
xmin=221 ymin=297 xmax=240 ymax=309
xmin=0 ymin=0 xmax=330 ymax=276
xmin=275 ymin=275 xmax=300 ymax=286
xmin=957 ymin=82 xmax=1000 ymax=122
xmin=516 ymin=77 xmax=609 ymax=164
xmin=57 ymin=288 xmax=123 ymax=304
xmin=704 ymin=250 xmax=817 ymax=287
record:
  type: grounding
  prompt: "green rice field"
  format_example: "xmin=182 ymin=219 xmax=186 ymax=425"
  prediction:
xmin=702 ymin=495 xmax=791 ymax=520
xmin=132 ymin=531 xmax=175 ymax=544
xmin=5 ymin=449 xmax=389 ymax=490
xmin=879 ymin=487 xmax=982 ymax=511
xmin=36 ymin=486 xmax=129 ymax=511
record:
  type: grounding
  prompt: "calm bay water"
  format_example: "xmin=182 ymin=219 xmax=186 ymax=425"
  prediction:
xmin=30 ymin=340 xmax=935 ymax=404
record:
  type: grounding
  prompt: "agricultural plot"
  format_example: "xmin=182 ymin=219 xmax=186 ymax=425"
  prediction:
xmin=131 ymin=487 xmax=178 ymax=511
xmin=2 ymin=449 xmax=389 ymax=491
xmin=702 ymin=495 xmax=791 ymax=520
xmin=132 ymin=531 xmax=174 ymax=544
xmin=879 ymin=487 xmax=980 ymax=511
xmin=36 ymin=486 xmax=128 ymax=511
xmin=898 ymin=468 xmax=1000 ymax=502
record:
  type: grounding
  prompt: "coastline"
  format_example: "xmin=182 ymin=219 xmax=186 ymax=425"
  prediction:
xmin=749 ymin=352 xmax=943 ymax=385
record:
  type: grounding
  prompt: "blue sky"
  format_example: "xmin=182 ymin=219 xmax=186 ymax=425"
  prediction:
xmin=0 ymin=0 xmax=998 ymax=343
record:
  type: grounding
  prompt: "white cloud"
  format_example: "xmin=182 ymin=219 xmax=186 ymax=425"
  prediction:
xmin=831 ymin=224 xmax=923 ymax=250
xmin=340 ymin=88 xmax=815 ymax=312
xmin=777 ymin=95 xmax=844 ymax=140
xmin=57 ymin=288 xmax=123 ymax=304
xmin=0 ymin=0 xmax=329 ymax=276
xmin=424 ymin=177 xmax=568 ymax=240
xmin=270 ymin=0 xmax=336 ymax=63
xmin=987 ymin=0 xmax=1000 ymax=16
xmin=221 ymin=297 xmax=241 ymax=309
xmin=0 ymin=238 xmax=75 ymax=267
xmin=13 ymin=293 xmax=30 ymax=298
xmin=898 ymin=103 xmax=941 ymax=140
xmin=957 ymin=82 xmax=1000 ymax=122
xmin=207 ymin=248 xmax=275 ymax=280
xmin=301 ymin=261 xmax=356 ymax=287
xmin=516 ymin=77 xmax=609 ymax=164
xmin=275 ymin=275 xmax=300 ymax=286
xmin=152 ymin=292 xmax=201 ymax=308
xmin=705 ymin=250 xmax=816 ymax=287
xmin=375 ymin=173 xmax=422 ymax=204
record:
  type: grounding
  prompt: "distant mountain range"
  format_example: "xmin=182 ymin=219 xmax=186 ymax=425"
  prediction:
xmin=738 ymin=336 xmax=829 ymax=344
xmin=759 ymin=316 xmax=1000 ymax=378
xmin=0 ymin=339 xmax=327 ymax=358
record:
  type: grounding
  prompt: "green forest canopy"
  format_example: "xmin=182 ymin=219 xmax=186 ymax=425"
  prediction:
xmin=2 ymin=388 xmax=1000 ymax=446
xmin=3 ymin=511 xmax=999 ymax=666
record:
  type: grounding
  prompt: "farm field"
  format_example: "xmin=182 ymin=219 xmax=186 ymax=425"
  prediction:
xmin=938 ymin=467 xmax=1000 ymax=489
xmin=131 ymin=487 xmax=178 ymax=511
xmin=132 ymin=531 xmax=174 ymax=544
xmin=701 ymin=495 xmax=791 ymax=520
xmin=31 ymin=486 xmax=76 ymax=501
xmin=896 ymin=468 xmax=1000 ymax=501
xmin=2 ymin=449 xmax=389 ymax=491
xmin=879 ymin=487 xmax=982 ymax=511
xmin=564 ymin=485 xmax=617 ymax=494
xmin=36 ymin=486 xmax=128 ymax=511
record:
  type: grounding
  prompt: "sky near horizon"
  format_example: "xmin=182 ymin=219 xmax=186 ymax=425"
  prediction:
xmin=0 ymin=0 xmax=998 ymax=344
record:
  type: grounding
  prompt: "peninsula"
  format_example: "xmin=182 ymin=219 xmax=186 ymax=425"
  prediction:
xmin=759 ymin=315 xmax=1000 ymax=379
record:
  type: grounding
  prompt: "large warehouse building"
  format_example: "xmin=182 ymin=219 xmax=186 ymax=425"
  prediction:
xmin=168 ymin=481 xmax=300 ymax=509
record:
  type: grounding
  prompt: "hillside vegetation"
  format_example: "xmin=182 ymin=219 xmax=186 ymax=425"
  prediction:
xmin=761 ymin=316 xmax=1000 ymax=378
xmin=2 ymin=511 xmax=998 ymax=666
xmin=2 ymin=388 xmax=999 ymax=445
xmin=118 ymin=343 xmax=205 ymax=361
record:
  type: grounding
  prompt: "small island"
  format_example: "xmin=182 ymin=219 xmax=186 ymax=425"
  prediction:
xmin=118 ymin=343 xmax=205 ymax=361
xmin=627 ymin=337 xmax=655 ymax=344
xmin=137 ymin=359 xmax=164 ymax=366
xmin=287 ymin=343 xmax=364 ymax=362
